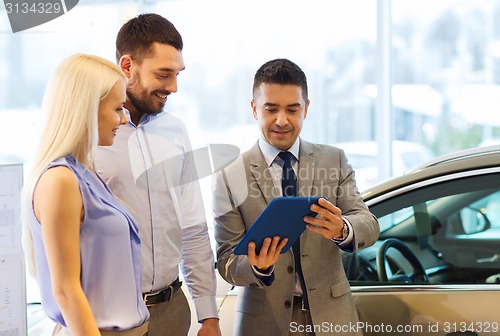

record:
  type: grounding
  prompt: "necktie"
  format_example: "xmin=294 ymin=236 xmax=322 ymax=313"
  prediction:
xmin=278 ymin=151 xmax=309 ymax=310
xmin=279 ymin=151 xmax=297 ymax=197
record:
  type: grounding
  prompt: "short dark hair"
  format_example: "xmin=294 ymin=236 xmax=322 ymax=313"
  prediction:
xmin=115 ymin=13 xmax=183 ymax=63
xmin=252 ymin=58 xmax=308 ymax=100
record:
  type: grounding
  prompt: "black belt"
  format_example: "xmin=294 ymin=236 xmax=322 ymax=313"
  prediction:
xmin=142 ymin=278 xmax=182 ymax=307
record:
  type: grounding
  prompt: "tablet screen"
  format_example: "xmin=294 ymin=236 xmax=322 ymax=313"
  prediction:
xmin=233 ymin=196 xmax=324 ymax=255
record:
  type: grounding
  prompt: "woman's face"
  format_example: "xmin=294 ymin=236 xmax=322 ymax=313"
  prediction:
xmin=97 ymin=79 xmax=127 ymax=146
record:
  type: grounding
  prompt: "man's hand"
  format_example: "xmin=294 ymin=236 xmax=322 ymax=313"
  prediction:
xmin=304 ymin=197 xmax=344 ymax=239
xmin=247 ymin=236 xmax=288 ymax=271
xmin=198 ymin=318 xmax=221 ymax=336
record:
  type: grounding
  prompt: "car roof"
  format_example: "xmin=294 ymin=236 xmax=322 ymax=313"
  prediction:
xmin=361 ymin=144 xmax=500 ymax=202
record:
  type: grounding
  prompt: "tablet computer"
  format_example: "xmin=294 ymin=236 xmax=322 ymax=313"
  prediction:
xmin=233 ymin=196 xmax=324 ymax=255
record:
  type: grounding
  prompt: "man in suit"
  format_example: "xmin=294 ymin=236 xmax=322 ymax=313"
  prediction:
xmin=212 ymin=58 xmax=380 ymax=336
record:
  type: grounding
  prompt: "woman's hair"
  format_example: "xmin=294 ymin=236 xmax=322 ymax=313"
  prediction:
xmin=22 ymin=54 xmax=126 ymax=276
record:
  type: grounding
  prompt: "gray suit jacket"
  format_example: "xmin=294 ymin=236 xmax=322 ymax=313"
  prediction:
xmin=213 ymin=139 xmax=380 ymax=336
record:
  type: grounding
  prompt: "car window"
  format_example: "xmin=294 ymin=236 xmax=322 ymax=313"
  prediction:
xmin=377 ymin=207 xmax=414 ymax=232
xmin=344 ymin=171 xmax=500 ymax=286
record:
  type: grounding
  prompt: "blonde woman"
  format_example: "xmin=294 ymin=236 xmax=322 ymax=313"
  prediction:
xmin=22 ymin=54 xmax=149 ymax=336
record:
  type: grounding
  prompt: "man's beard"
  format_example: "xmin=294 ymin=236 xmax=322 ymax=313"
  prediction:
xmin=127 ymin=89 xmax=165 ymax=116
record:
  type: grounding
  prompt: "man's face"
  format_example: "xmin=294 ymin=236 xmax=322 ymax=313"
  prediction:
xmin=123 ymin=42 xmax=185 ymax=116
xmin=251 ymin=83 xmax=309 ymax=151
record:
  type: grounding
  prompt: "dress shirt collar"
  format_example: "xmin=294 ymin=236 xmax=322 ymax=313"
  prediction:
xmin=124 ymin=107 xmax=165 ymax=127
xmin=258 ymin=137 xmax=300 ymax=167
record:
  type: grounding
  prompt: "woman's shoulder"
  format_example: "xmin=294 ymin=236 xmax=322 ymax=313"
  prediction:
xmin=37 ymin=164 xmax=79 ymax=194
xmin=33 ymin=164 xmax=81 ymax=220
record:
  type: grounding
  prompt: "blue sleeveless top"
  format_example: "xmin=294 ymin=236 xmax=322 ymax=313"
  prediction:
xmin=29 ymin=155 xmax=149 ymax=330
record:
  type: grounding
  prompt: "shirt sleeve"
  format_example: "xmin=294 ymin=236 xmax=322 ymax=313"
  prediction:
xmin=180 ymin=224 xmax=219 ymax=322
xmin=251 ymin=265 xmax=275 ymax=286
xmin=177 ymin=131 xmax=219 ymax=322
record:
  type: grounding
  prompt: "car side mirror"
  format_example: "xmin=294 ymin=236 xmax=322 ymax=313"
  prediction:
xmin=461 ymin=206 xmax=491 ymax=234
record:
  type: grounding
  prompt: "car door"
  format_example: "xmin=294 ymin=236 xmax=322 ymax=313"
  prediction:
xmin=344 ymin=169 xmax=500 ymax=336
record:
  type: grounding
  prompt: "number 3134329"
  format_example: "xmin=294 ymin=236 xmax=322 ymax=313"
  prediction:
xmin=5 ymin=2 xmax=62 ymax=14
xmin=442 ymin=321 xmax=499 ymax=333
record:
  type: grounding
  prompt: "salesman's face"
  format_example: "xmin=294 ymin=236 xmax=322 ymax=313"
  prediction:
xmin=251 ymin=83 xmax=309 ymax=151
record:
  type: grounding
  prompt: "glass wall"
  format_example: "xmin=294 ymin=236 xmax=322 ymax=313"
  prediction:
xmin=157 ymin=0 xmax=378 ymax=150
xmin=1 ymin=0 xmax=379 ymax=168
xmin=2 ymin=1 xmax=499 ymax=185
xmin=391 ymin=0 xmax=500 ymax=155
xmin=2 ymin=0 xmax=500 ymax=305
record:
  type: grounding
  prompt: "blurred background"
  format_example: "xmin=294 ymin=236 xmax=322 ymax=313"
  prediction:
xmin=2 ymin=0 xmax=500 ymax=184
xmin=2 ymin=0 xmax=500 ymax=314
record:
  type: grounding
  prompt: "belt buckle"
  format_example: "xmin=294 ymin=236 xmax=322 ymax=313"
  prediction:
xmin=143 ymin=284 xmax=176 ymax=307
xmin=143 ymin=278 xmax=180 ymax=307
xmin=143 ymin=291 xmax=158 ymax=307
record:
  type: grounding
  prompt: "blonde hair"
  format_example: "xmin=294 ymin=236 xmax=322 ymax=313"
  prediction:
xmin=22 ymin=54 xmax=126 ymax=276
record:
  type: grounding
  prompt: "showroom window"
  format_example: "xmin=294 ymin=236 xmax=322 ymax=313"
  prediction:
xmin=2 ymin=1 xmax=500 ymax=184
xmin=2 ymin=0 xmax=500 ymax=307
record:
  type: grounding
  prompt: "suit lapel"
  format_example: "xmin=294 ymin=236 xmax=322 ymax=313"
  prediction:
xmin=296 ymin=140 xmax=317 ymax=251
xmin=248 ymin=142 xmax=279 ymax=205
xmin=297 ymin=140 xmax=316 ymax=197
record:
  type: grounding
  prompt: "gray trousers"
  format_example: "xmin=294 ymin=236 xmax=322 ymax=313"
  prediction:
xmin=146 ymin=288 xmax=191 ymax=336
xmin=288 ymin=297 xmax=316 ymax=336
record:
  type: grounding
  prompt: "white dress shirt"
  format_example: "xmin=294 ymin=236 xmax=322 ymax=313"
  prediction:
xmin=95 ymin=110 xmax=218 ymax=322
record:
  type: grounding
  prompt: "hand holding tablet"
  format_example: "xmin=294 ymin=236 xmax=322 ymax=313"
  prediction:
xmin=234 ymin=196 xmax=325 ymax=255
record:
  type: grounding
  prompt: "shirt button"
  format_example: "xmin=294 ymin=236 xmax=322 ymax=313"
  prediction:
xmin=284 ymin=300 xmax=291 ymax=308
xmin=287 ymin=266 xmax=294 ymax=274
